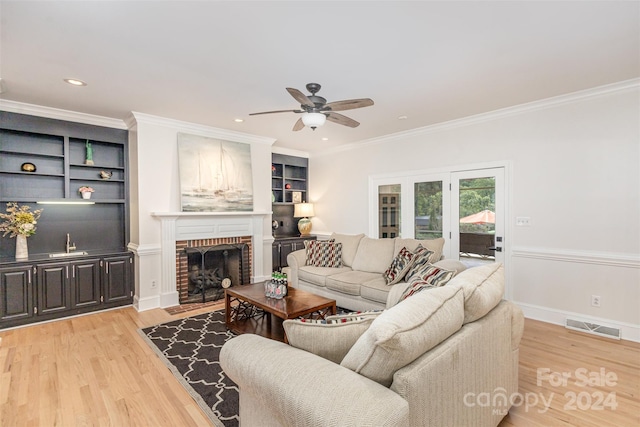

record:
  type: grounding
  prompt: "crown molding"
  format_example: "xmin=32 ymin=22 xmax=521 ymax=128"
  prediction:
xmin=314 ymin=78 xmax=640 ymax=158
xmin=0 ymin=99 xmax=128 ymax=129
xmin=127 ymin=111 xmax=276 ymax=146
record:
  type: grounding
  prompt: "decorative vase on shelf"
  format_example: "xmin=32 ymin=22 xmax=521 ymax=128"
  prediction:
xmin=15 ymin=235 xmax=28 ymax=259
xmin=82 ymin=192 xmax=92 ymax=199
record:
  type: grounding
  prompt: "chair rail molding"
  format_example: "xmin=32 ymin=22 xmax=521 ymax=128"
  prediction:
xmin=511 ymin=246 xmax=640 ymax=269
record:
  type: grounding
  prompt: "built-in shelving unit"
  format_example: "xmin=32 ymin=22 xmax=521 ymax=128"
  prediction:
xmin=271 ymin=153 xmax=308 ymax=204
xmin=0 ymin=111 xmax=133 ymax=328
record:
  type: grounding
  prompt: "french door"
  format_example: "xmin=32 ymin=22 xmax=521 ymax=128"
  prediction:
xmin=371 ymin=166 xmax=506 ymax=266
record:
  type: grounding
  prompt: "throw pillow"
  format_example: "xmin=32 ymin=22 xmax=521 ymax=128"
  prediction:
xmin=340 ymin=285 xmax=464 ymax=387
xmin=383 ymin=246 xmax=416 ymax=285
xmin=326 ymin=309 xmax=384 ymax=322
xmin=403 ymin=244 xmax=434 ymax=283
xmin=283 ymin=316 xmax=376 ymax=364
xmin=446 ymin=262 xmax=504 ymax=324
xmin=304 ymin=240 xmax=343 ymax=268
xmin=399 ymin=264 xmax=456 ymax=300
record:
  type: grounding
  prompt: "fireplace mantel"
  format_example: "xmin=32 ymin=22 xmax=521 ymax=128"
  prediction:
xmin=152 ymin=210 xmax=271 ymax=307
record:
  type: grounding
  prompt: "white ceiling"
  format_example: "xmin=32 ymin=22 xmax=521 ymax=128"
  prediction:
xmin=1 ymin=1 xmax=638 ymax=154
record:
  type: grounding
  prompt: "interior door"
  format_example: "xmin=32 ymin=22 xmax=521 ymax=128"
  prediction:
xmin=451 ymin=168 xmax=505 ymax=266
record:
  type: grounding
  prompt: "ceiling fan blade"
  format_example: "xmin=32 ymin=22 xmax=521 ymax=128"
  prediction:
xmin=292 ymin=118 xmax=305 ymax=131
xmin=326 ymin=112 xmax=360 ymax=128
xmin=324 ymin=98 xmax=374 ymax=112
xmin=286 ymin=87 xmax=315 ymax=108
xmin=249 ymin=109 xmax=302 ymax=116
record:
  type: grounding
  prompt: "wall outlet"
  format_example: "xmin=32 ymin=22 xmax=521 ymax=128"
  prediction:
xmin=591 ymin=295 xmax=601 ymax=307
xmin=516 ymin=216 xmax=531 ymax=226
xmin=151 ymin=280 xmax=157 ymax=288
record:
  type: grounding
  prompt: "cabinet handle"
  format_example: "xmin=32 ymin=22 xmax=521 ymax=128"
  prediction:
xmin=66 ymin=265 xmax=69 ymax=279
xmin=106 ymin=263 xmax=109 ymax=275
xmin=28 ymin=269 xmax=31 ymax=284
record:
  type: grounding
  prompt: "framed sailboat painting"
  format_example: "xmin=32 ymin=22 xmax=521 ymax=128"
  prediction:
xmin=177 ymin=133 xmax=253 ymax=212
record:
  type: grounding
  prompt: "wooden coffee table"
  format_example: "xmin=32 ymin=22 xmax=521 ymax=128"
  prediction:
xmin=225 ymin=282 xmax=336 ymax=342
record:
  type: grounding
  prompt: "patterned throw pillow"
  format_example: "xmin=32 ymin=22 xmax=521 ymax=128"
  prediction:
xmin=383 ymin=246 xmax=416 ymax=285
xmin=404 ymin=244 xmax=435 ymax=283
xmin=400 ymin=265 xmax=456 ymax=300
xmin=304 ymin=240 xmax=343 ymax=268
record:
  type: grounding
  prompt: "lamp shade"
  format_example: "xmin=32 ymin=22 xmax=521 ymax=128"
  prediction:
xmin=294 ymin=203 xmax=315 ymax=218
xmin=301 ymin=112 xmax=326 ymax=129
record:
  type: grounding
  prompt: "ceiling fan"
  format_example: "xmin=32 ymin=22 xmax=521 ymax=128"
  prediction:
xmin=249 ymin=83 xmax=374 ymax=131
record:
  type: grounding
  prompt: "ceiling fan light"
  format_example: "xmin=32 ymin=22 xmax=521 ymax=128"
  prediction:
xmin=301 ymin=112 xmax=326 ymax=129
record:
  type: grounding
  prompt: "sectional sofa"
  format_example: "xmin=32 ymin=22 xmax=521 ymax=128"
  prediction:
xmin=287 ymin=232 xmax=465 ymax=311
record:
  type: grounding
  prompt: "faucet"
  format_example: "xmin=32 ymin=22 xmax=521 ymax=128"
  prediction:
xmin=66 ymin=233 xmax=76 ymax=253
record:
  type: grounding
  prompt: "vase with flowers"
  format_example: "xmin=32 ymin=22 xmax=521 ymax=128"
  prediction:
xmin=0 ymin=202 xmax=43 ymax=259
xmin=79 ymin=186 xmax=94 ymax=199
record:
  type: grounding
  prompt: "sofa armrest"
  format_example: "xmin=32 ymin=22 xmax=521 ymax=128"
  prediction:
xmin=287 ymin=249 xmax=307 ymax=287
xmin=221 ymin=334 xmax=409 ymax=427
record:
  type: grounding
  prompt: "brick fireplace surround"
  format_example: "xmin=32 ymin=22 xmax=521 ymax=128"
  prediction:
xmin=152 ymin=212 xmax=269 ymax=308
xmin=176 ymin=236 xmax=252 ymax=303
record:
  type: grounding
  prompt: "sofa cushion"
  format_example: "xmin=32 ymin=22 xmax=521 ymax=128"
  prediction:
xmin=351 ymin=237 xmax=396 ymax=274
xmin=325 ymin=270 xmax=381 ymax=296
xmin=359 ymin=277 xmax=391 ymax=304
xmin=433 ymin=259 xmax=467 ymax=275
xmin=304 ymin=240 xmax=343 ymax=268
xmin=283 ymin=316 xmax=377 ymax=364
xmin=330 ymin=233 xmax=365 ymax=267
xmin=394 ymin=237 xmax=445 ymax=262
xmin=399 ymin=265 xmax=456 ymax=300
xmin=383 ymin=246 xmax=416 ymax=285
xmin=446 ymin=262 xmax=504 ymax=324
xmin=298 ymin=265 xmax=352 ymax=288
xmin=341 ymin=285 xmax=464 ymax=387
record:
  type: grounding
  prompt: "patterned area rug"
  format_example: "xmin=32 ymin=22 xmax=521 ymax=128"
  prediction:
xmin=139 ymin=310 xmax=239 ymax=427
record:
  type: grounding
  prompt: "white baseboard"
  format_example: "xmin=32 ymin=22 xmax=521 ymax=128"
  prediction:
xmin=134 ymin=295 xmax=161 ymax=312
xmin=160 ymin=291 xmax=180 ymax=309
xmin=515 ymin=301 xmax=640 ymax=343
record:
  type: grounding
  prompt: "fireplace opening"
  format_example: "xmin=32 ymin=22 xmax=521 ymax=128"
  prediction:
xmin=180 ymin=242 xmax=250 ymax=304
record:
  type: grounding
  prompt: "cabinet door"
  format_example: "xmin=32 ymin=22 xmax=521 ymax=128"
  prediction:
xmin=103 ymin=255 xmax=132 ymax=304
xmin=0 ymin=266 xmax=34 ymax=322
xmin=279 ymin=242 xmax=296 ymax=268
xmin=36 ymin=263 xmax=72 ymax=315
xmin=71 ymin=259 xmax=101 ymax=309
xmin=272 ymin=243 xmax=281 ymax=271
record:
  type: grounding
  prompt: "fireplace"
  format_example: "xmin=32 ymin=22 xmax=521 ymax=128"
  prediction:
xmin=176 ymin=237 xmax=252 ymax=304
xmin=151 ymin=211 xmax=269 ymax=309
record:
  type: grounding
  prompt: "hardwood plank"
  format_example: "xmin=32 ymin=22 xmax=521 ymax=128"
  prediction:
xmin=0 ymin=304 xmax=637 ymax=426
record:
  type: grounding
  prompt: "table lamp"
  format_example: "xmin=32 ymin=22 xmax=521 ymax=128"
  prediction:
xmin=294 ymin=203 xmax=315 ymax=236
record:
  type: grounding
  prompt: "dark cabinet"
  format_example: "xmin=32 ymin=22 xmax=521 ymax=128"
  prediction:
xmin=72 ymin=259 xmax=101 ymax=309
xmin=0 ymin=266 xmax=33 ymax=322
xmin=103 ymin=255 xmax=132 ymax=304
xmin=36 ymin=262 xmax=72 ymax=315
xmin=0 ymin=252 xmax=133 ymax=328
xmin=272 ymin=236 xmax=316 ymax=271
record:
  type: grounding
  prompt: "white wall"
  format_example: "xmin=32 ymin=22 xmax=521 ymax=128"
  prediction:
xmin=308 ymin=81 xmax=640 ymax=340
xmin=126 ymin=112 xmax=275 ymax=310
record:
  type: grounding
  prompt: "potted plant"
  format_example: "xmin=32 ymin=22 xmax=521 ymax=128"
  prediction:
xmin=79 ymin=186 xmax=94 ymax=199
xmin=0 ymin=202 xmax=43 ymax=259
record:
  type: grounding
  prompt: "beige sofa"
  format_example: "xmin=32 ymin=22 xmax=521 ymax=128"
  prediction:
xmin=221 ymin=263 xmax=524 ymax=427
xmin=287 ymin=233 xmax=460 ymax=311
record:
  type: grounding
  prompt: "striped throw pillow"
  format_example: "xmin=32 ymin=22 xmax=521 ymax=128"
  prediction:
xmin=400 ymin=265 xmax=456 ymax=300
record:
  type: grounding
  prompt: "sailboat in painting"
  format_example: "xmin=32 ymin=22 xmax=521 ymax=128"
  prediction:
xmin=178 ymin=134 xmax=253 ymax=212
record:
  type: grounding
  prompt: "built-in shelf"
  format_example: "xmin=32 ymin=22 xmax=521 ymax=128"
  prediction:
xmin=272 ymin=153 xmax=309 ymax=204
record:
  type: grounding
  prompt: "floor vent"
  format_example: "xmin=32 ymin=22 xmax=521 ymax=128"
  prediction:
xmin=565 ymin=318 xmax=621 ymax=340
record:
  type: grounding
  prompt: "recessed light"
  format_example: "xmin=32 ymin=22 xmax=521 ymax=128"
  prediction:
xmin=321 ymin=137 xmax=329 ymax=141
xmin=64 ymin=78 xmax=87 ymax=86
xmin=398 ymin=115 xmax=408 ymax=120
xmin=234 ymin=118 xmax=244 ymax=123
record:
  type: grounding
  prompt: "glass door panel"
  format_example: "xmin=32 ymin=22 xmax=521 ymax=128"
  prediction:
xmin=414 ymin=181 xmax=443 ymax=239
xmin=451 ymin=168 xmax=504 ymax=267
xmin=378 ymin=184 xmax=401 ymax=238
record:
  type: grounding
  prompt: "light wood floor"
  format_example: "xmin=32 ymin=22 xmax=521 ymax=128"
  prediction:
xmin=1 ymin=304 xmax=638 ymax=426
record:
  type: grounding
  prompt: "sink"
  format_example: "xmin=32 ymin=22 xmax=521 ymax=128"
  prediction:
xmin=49 ymin=251 xmax=89 ymax=258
